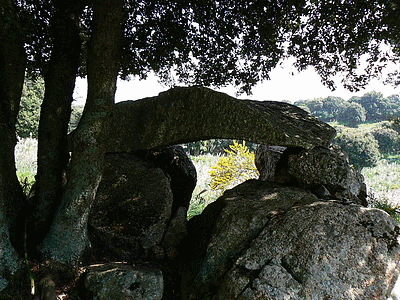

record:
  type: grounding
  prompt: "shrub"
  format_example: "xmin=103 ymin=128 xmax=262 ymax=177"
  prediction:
xmin=294 ymin=96 xmax=344 ymax=122
xmin=294 ymin=98 xmax=324 ymax=119
xmin=368 ymin=192 xmax=400 ymax=223
xmin=321 ymin=96 xmax=345 ymax=122
xmin=375 ymin=200 xmax=400 ymax=222
xmin=297 ymin=104 xmax=311 ymax=114
xmin=372 ymin=126 xmax=400 ymax=155
xmin=334 ymin=131 xmax=380 ymax=170
xmin=210 ymin=140 xmax=259 ymax=190
xmin=182 ymin=140 xmax=231 ymax=156
xmin=388 ymin=116 xmax=400 ymax=134
xmin=17 ymin=78 xmax=85 ymax=137
xmin=336 ymin=102 xmax=366 ymax=128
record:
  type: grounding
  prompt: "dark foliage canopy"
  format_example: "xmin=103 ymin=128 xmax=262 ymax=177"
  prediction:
xmin=288 ymin=0 xmax=400 ymax=91
xmin=18 ymin=0 xmax=400 ymax=94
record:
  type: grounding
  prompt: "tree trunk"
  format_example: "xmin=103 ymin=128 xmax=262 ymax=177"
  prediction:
xmin=0 ymin=0 xmax=27 ymax=289
xmin=40 ymin=0 xmax=123 ymax=265
xmin=28 ymin=0 xmax=84 ymax=250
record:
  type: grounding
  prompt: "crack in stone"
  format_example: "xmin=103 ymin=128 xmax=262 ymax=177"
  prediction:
xmin=280 ymin=256 xmax=304 ymax=285
xmin=230 ymin=213 xmax=291 ymax=300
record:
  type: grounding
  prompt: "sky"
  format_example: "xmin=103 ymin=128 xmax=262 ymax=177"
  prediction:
xmin=73 ymin=59 xmax=400 ymax=105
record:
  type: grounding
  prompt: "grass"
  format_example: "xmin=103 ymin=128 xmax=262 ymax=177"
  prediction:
xmin=362 ymin=159 xmax=400 ymax=195
xmin=15 ymin=137 xmax=37 ymax=194
xmin=362 ymin=157 xmax=400 ymax=221
xmin=373 ymin=199 xmax=400 ymax=222
xmin=187 ymin=154 xmax=223 ymax=219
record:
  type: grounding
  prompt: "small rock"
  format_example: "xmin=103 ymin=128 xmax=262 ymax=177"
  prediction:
xmin=83 ymin=263 xmax=163 ymax=300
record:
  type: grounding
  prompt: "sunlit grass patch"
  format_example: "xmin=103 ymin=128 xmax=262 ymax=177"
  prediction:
xmin=374 ymin=200 xmax=400 ymax=222
xmin=368 ymin=192 xmax=400 ymax=223
xmin=188 ymin=154 xmax=223 ymax=219
xmin=363 ymin=158 xmax=400 ymax=222
xmin=362 ymin=159 xmax=400 ymax=194
xmin=15 ymin=137 xmax=37 ymax=194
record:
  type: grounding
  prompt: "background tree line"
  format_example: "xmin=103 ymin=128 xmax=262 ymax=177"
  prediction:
xmin=295 ymin=92 xmax=400 ymax=170
xmin=294 ymin=91 xmax=400 ymax=127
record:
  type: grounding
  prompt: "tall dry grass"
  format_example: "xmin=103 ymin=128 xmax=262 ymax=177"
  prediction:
xmin=15 ymin=137 xmax=37 ymax=194
xmin=362 ymin=159 xmax=400 ymax=207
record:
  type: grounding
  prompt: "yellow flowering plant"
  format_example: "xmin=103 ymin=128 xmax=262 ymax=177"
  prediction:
xmin=210 ymin=140 xmax=259 ymax=191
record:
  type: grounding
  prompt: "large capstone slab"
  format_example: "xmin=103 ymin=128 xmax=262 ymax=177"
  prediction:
xmin=102 ymin=86 xmax=335 ymax=152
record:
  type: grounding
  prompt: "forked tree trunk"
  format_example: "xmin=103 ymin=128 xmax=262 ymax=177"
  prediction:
xmin=0 ymin=0 xmax=27 ymax=289
xmin=28 ymin=1 xmax=84 ymax=250
xmin=40 ymin=0 xmax=123 ymax=265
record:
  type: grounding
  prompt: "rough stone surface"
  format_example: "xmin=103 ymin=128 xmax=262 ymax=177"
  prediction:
xmin=284 ymin=146 xmax=367 ymax=206
xmin=83 ymin=263 xmax=163 ymax=300
xmin=181 ymin=180 xmax=400 ymax=300
xmin=162 ymin=206 xmax=188 ymax=260
xmin=215 ymin=202 xmax=400 ymax=300
xmin=389 ymin=277 xmax=400 ymax=300
xmin=138 ymin=145 xmax=197 ymax=214
xmin=102 ymin=86 xmax=335 ymax=152
xmin=88 ymin=153 xmax=173 ymax=262
xmin=255 ymin=145 xmax=286 ymax=181
xmin=256 ymin=145 xmax=368 ymax=206
xmin=181 ymin=180 xmax=319 ymax=299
